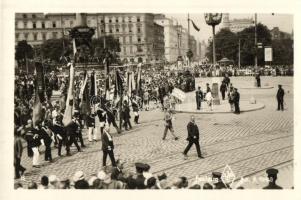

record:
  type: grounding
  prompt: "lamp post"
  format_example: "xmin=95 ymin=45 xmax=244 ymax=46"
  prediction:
xmin=204 ymin=13 xmax=222 ymax=65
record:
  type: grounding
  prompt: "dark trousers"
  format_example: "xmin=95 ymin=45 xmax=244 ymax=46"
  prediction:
xmin=14 ymin=157 xmax=26 ymax=178
xmin=257 ymin=79 xmax=261 ymax=87
xmin=66 ymin=135 xmax=81 ymax=153
xmin=123 ymin=118 xmax=132 ymax=130
xmin=44 ymin=142 xmax=52 ymax=161
xmin=277 ymin=98 xmax=284 ymax=110
xmin=102 ymin=149 xmax=116 ymax=167
xmin=221 ymin=91 xmax=226 ymax=100
xmin=234 ymin=102 xmax=240 ymax=114
xmin=58 ymin=137 xmax=67 ymax=156
xmin=134 ymin=115 xmax=139 ymax=124
xmin=196 ymin=100 xmax=201 ymax=110
xmin=183 ymin=140 xmax=202 ymax=157
xmin=77 ymin=131 xmax=85 ymax=147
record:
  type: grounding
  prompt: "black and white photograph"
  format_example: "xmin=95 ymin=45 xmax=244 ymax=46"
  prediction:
xmin=1 ymin=0 xmax=301 ymax=199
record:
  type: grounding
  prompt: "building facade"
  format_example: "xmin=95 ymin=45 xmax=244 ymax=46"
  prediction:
xmin=270 ymin=27 xmax=292 ymax=40
xmin=222 ymin=13 xmax=254 ymax=33
xmin=15 ymin=13 xmax=165 ymax=63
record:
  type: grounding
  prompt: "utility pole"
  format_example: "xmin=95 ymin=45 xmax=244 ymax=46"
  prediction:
xmin=254 ymin=13 xmax=258 ymax=69
xmin=60 ymin=14 xmax=65 ymax=52
xmin=103 ymin=14 xmax=106 ymax=49
xmin=238 ymin=38 xmax=241 ymax=69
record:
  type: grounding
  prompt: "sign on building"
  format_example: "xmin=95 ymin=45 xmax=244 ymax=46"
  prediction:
xmin=264 ymin=47 xmax=273 ymax=62
xmin=171 ymin=88 xmax=186 ymax=102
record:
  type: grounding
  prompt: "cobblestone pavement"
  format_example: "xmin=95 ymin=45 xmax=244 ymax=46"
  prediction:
xmin=15 ymin=76 xmax=294 ymax=189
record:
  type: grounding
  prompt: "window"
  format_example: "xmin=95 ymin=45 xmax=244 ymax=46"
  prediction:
xmin=32 ymin=14 xmax=36 ymax=19
xmin=23 ymin=14 xmax=27 ymax=18
xmin=130 ymin=46 xmax=133 ymax=54
xmin=15 ymin=33 xmax=19 ymax=40
xmin=52 ymin=21 xmax=56 ymax=28
xmin=42 ymin=33 xmax=46 ymax=40
xmin=137 ymin=45 xmax=143 ymax=52
xmin=24 ymin=33 xmax=28 ymax=39
xmin=137 ymin=28 xmax=141 ymax=33
xmin=87 ymin=20 xmax=91 ymax=25
xmin=101 ymin=19 xmax=104 ymax=23
xmin=129 ymin=17 xmax=132 ymax=22
xmin=70 ymin=21 xmax=73 ymax=27
xmin=33 ymin=22 xmax=36 ymax=29
xmin=109 ymin=19 xmax=112 ymax=23
xmin=137 ymin=17 xmax=140 ymax=22
xmin=123 ymin=47 xmax=126 ymax=55
xmin=23 ymin=22 xmax=27 ymax=28
xmin=129 ymin=27 xmax=132 ymax=33
xmin=116 ymin=19 xmax=118 ymax=23
xmin=129 ymin=36 xmax=132 ymax=43
xmin=122 ymin=18 xmax=125 ymax=23
xmin=138 ymin=37 xmax=141 ymax=42
xmin=116 ymin=28 xmax=119 ymax=32
xmin=42 ymin=22 xmax=45 ymax=28
xmin=33 ymin=33 xmax=37 ymax=40
xmin=109 ymin=29 xmax=112 ymax=33
xmin=101 ymin=29 xmax=104 ymax=33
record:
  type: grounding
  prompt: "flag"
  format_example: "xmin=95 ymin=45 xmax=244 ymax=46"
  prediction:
xmin=79 ymin=71 xmax=90 ymax=114
xmin=90 ymin=71 xmax=96 ymax=97
xmin=136 ymin=64 xmax=142 ymax=93
xmin=131 ymin=71 xmax=136 ymax=92
xmin=105 ymin=76 xmax=110 ymax=101
xmin=190 ymin=19 xmax=200 ymax=32
xmin=127 ymin=71 xmax=132 ymax=97
xmin=63 ymin=63 xmax=75 ymax=126
xmin=32 ymin=91 xmax=42 ymax=127
xmin=35 ymin=62 xmax=45 ymax=103
xmin=115 ymin=70 xmax=123 ymax=97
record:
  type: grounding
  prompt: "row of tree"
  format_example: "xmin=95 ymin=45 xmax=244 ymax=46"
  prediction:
xmin=15 ymin=36 xmax=121 ymax=69
xmin=205 ymin=23 xmax=293 ymax=66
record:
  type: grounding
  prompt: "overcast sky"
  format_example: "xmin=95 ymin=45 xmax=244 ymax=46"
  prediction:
xmin=165 ymin=13 xmax=293 ymax=43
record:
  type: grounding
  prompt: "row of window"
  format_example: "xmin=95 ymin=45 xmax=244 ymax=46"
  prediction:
xmin=103 ymin=27 xmax=141 ymax=34
xmin=121 ymin=45 xmax=144 ymax=55
xmin=16 ymin=32 xmax=59 ymax=41
xmin=17 ymin=21 xmax=74 ymax=29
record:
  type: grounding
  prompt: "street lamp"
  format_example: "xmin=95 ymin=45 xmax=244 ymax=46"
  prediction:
xmin=204 ymin=13 xmax=223 ymax=65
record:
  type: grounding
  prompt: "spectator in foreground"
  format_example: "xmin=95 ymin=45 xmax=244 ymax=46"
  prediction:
xmin=263 ymin=168 xmax=283 ymax=189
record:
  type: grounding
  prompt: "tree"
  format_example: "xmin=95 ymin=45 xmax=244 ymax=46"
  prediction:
xmin=15 ymin=40 xmax=34 ymax=67
xmin=41 ymin=38 xmax=72 ymax=63
xmin=237 ymin=23 xmax=272 ymax=66
xmin=272 ymin=38 xmax=293 ymax=65
xmin=205 ymin=28 xmax=238 ymax=64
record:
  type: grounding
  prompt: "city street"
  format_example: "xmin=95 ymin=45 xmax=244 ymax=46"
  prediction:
xmin=16 ymin=76 xmax=294 ymax=189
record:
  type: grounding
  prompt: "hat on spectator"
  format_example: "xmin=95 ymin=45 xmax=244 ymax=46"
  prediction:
xmin=135 ymin=162 xmax=146 ymax=173
xmin=73 ymin=171 xmax=85 ymax=182
xmin=97 ymin=170 xmax=106 ymax=180
xmin=266 ymin=168 xmax=279 ymax=177
xmin=212 ymin=172 xmax=222 ymax=179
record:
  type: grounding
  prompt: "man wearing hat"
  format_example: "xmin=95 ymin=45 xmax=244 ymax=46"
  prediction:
xmin=86 ymin=111 xmax=97 ymax=142
xmin=65 ymin=115 xmax=82 ymax=156
xmin=233 ymin=88 xmax=240 ymax=114
xmin=101 ymin=126 xmax=116 ymax=167
xmin=195 ymin=86 xmax=203 ymax=110
xmin=14 ymin=127 xmax=26 ymax=179
xmin=51 ymin=115 xmax=67 ymax=157
xmin=212 ymin=172 xmax=228 ymax=189
xmin=183 ymin=115 xmax=204 ymax=159
xmin=263 ymin=168 xmax=283 ymax=189
xmin=276 ymin=85 xmax=285 ymax=111
xmin=162 ymin=107 xmax=179 ymax=141
xmin=122 ymin=100 xmax=132 ymax=131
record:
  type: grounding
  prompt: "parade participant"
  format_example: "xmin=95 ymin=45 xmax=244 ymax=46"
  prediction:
xmin=14 ymin=128 xmax=26 ymax=179
xmin=263 ymin=168 xmax=283 ymax=189
xmin=65 ymin=115 xmax=82 ymax=156
xmin=162 ymin=108 xmax=178 ymax=141
xmin=101 ymin=126 xmax=116 ymax=167
xmin=132 ymin=97 xmax=140 ymax=124
xmin=143 ymin=89 xmax=149 ymax=111
xmin=24 ymin=120 xmax=41 ymax=168
xmin=122 ymin=100 xmax=132 ymax=131
xmin=223 ymin=74 xmax=230 ymax=88
xmin=86 ymin=112 xmax=97 ymax=142
xmin=74 ymin=111 xmax=86 ymax=148
xmin=220 ymin=81 xmax=227 ymax=100
xmin=195 ymin=86 xmax=203 ymax=110
xmin=40 ymin=120 xmax=53 ymax=162
xmin=228 ymin=85 xmax=235 ymax=112
xmin=183 ymin=116 xmax=204 ymax=159
xmin=276 ymin=85 xmax=285 ymax=111
xmin=96 ymin=105 xmax=106 ymax=135
xmin=103 ymin=102 xmax=121 ymax=134
xmin=233 ymin=88 xmax=240 ymax=114
xmin=51 ymin=115 xmax=67 ymax=157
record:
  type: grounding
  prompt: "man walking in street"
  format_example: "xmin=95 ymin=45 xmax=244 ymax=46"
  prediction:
xmin=65 ymin=115 xmax=82 ymax=156
xmin=86 ymin=112 xmax=97 ymax=142
xmin=195 ymin=86 xmax=203 ymax=110
xmin=101 ymin=126 xmax=116 ymax=167
xmin=276 ymin=84 xmax=285 ymax=111
xmin=233 ymin=88 xmax=240 ymax=114
xmin=183 ymin=115 xmax=204 ymax=159
xmin=162 ymin=108 xmax=178 ymax=141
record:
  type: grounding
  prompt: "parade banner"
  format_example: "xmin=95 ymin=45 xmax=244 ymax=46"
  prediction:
xmin=127 ymin=71 xmax=132 ymax=97
xmin=131 ymin=72 xmax=136 ymax=91
xmin=171 ymin=88 xmax=186 ymax=102
xmin=32 ymin=90 xmax=42 ymax=127
xmin=63 ymin=63 xmax=75 ymax=126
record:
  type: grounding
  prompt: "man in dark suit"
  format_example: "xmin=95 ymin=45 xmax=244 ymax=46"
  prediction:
xmin=276 ymin=85 xmax=285 ymax=111
xmin=195 ymin=86 xmax=203 ymax=110
xmin=65 ymin=115 xmax=82 ymax=156
xmin=122 ymin=100 xmax=132 ymax=131
xmin=183 ymin=116 xmax=204 ymax=159
xmin=233 ymin=88 xmax=240 ymax=114
xmin=212 ymin=172 xmax=229 ymax=189
xmin=51 ymin=115 xmax=67 ymax=156
xmin=134 ymin=162 xmax=147 ymax=189
xmin=101 ymin=126 xmax=116 ymax=167
xmin=263 ymin=168 xmax=283 ymax=189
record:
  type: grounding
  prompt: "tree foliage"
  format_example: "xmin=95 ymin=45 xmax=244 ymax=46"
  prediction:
xmin=272 ymin=38 xmax=293 ymax=65
xmin=41 ymin=38 xmax=72 ymax=62
xmin=15 ymin=40 xmax=34 ymax=66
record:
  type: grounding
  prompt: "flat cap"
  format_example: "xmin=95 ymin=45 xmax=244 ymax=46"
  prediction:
xmin=266 ymin=168 xmax=279 ymax=176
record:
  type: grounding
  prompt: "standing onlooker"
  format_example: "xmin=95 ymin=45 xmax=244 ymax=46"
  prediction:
xmin=233 ymin=88 xmax=240 ymax=114
xmin=205 ymin=90 xmax=213 ymax=111
xmin=228 ymin=85 xmax=235 ymax=112
xmin=14 ymin=128 xmax=26 ymax=179
xmin=276 ymin=84 xmax=285 ymax=111
xmin=255 ymin=73 xmax=261 ymax=87
xmin=195 ymin=86 xmax=203 ymax=110
xmin=162 ymin=108 xmax=178 ymax=141
xmin=183 ymin=116 xmax=204 ymax=159
xmin=220 ymin=81 xmax=227 ymax=100
xmin=101 ymin=126 xmax=116 ymax=167
xmin=263 ymin=168 xmax=283 ymax=189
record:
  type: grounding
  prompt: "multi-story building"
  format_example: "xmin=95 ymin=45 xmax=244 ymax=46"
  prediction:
xmin=15 ymin=13 xmax=165 ymax=63
xmin=270 ymin=27 xmax=293 ymax=40
xmin=222 ymin=13 xmax=254 ymax=33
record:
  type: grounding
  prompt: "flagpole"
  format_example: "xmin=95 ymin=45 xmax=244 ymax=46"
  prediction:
xmin=187 ymin=13 xmax=191 ymax=67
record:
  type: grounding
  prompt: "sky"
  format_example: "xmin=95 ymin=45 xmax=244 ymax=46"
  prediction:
xmin=165 ymin=13 xmax=293 ymax=43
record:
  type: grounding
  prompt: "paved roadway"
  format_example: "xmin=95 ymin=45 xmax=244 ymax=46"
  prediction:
xmin=16 ymin=76 xmax=294 ymax=189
